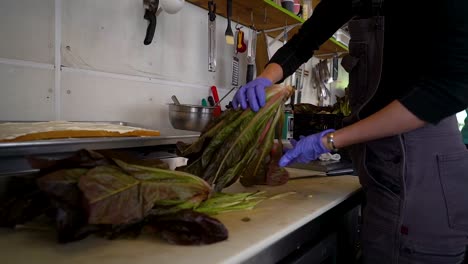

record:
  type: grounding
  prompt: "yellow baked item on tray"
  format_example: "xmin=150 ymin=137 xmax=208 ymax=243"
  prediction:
xmin=0 ymin=121 xmax=160 ymax=142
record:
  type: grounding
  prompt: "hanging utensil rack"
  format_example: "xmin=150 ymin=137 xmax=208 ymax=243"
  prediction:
xmin=186 ymin=0 xmax=348 ymax=58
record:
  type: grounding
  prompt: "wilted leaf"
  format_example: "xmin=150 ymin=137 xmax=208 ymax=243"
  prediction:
xmin=115 ymin=160 xmax=212 ymax=212
xmin=148 ymin=210 xmax=228 ymax=245
xmin=181 ymin=156 xmax=204 ymax=177
xmin=78 ymin=161 xmax=212 ymax=225
xmin=265 ymin=143 xmax=290 ymax=186
xmin=37 ymin=168 xmax=88 ymax=208
xmin=55 ymin=208 xmax=99 ymax=244
xmin=28 ymin=149 xmax=109 ymax=172
xmin=78 ymin=165 xmax=142 ymax=225
xmin=36 ymin=168 xmax=96 ymax=243
xmin=97 ymin=149 xmax=170 ymax=170
xmin=0 ymin=190 xmax=50 ymax=228
xmin=98 ymin=220 xmax=146 ymax=240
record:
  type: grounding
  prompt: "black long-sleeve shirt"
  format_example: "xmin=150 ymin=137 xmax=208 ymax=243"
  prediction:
xmin=269 ymin=0 xmax=468 ymax=124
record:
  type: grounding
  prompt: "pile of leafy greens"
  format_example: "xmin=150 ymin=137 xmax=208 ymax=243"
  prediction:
xmin=177 ymin=85 xmax=293 ymax=192
xmin=0 ymin=150 xmax=265 ymax=245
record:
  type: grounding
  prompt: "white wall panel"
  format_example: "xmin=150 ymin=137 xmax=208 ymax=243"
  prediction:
xmin=61 ymin=0 xmax=237 ymax=89
xmin=60 ymin=70 xmax=232 ymax=131
xmin=0 ymin=0 xmax=54 ymax=64
xmin=2 ymin=0 xmax=349 ymax=123
xmin=0 ymin=64 xmax=54 ymax=120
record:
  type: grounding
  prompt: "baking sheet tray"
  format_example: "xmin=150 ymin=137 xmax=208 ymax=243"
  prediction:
xmin=0 ymin=121 xmax=130 ymax=126
xmin=0 ymin=135 xmax=199 ymax=157
xmin=0 ymin=135 xmax=199 ymax=176
xmin=0 ymin=121 xmax=199 ymax=156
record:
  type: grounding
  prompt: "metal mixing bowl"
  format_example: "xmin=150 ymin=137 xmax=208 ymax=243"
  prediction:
xmin=168 ymin=103 xmax=215 ymax=132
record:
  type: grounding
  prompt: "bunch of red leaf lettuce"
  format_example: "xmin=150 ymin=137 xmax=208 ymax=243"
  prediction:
xmin=0 ymin=150 xmax=264 ymax=245
xmin=177 ymin=85 xmax=293 ymax=192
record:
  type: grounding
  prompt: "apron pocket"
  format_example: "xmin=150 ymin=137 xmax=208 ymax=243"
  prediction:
xmin=437 ymin=150 xmax=468 ymax=232
xmin=400 ymin=239 xmax=466 ymax=263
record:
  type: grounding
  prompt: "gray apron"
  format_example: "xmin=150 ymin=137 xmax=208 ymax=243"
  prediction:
xmin=341 ymin=14 xmax=468 ymax=264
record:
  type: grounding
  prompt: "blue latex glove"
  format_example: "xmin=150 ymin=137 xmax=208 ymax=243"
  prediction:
xmin=279 ymin=129 xmax=336 ymax=167
xmin=232 ymin=77 xmax=272 ymax=112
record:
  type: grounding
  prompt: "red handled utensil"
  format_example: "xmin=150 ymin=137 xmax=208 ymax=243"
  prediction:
xmin=211 ymin=85 xmax=222 ymax=117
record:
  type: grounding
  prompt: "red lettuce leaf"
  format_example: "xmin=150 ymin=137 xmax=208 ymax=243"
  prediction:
xmin=37 ymin=168 xmax=97 ymax=243
xmin=0 ymin=190 xmax=50 ymax=228
xmin=28 ymin=149 xmax=110 ymax=172
xmin=78 ymin=161 xmax=212 ymax=225
xmin=78 ymin=165 xmax=142 ymax=225
xmin=148 ymin=210 xmax=228 ymax=245
xmin=37 ymin=168 xmax=88 ymax=209
xmin=114 ymin=160 xmax=212 ymax=212
xmin=55 ymin=208 xmax=99 ymax=244
xmin=265 ymin=143 xmax=289 ymax=186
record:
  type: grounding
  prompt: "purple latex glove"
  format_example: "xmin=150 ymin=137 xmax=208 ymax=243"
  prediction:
xmin=279 ymin=129 xmax=336 ymax=167
xmin=232 ymin=77 xmax=272 ymax=112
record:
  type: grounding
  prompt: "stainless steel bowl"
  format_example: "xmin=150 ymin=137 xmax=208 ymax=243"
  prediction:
xmin=168 ymin=103 xmax=215 ymax=132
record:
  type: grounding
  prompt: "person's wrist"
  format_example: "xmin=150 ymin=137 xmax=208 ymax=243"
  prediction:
xmin=258 ymin=63 xmax=283 ymax=84
xmin=318 ymin=129 xmax=336 ymax=153
xmin=256 ymin=76 xmax=273 ymax=85
xmin=321 ymin=135 xmax=331 ymax=151
xmin=325 ymin=132 xmax=338 ymax=152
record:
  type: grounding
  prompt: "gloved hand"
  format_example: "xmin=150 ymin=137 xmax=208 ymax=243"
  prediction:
xmin=232 ymin=77 xmax=272 ymax=112
xmin=279 ymin=129 xmax=335 ymax=167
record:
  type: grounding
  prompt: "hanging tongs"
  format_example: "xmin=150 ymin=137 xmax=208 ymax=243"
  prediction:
xmin=208 ymin=0 xmax=216 ymax=72
xmin=143 ymin=0 xmax=160 ymax=45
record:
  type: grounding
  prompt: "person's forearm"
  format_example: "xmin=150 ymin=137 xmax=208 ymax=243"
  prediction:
xmin=258 ymin=63 xmax=284 ymax=84
xmin=322 ymin=100 xmax=427 ymax=149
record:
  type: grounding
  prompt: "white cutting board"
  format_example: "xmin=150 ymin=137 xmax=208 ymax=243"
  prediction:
xmin=0 ymin=169 xmax=360 ymax=264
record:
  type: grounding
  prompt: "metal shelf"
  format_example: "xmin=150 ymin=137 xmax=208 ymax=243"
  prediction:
xmin=0 ymin=134 xmax=199 ymax=176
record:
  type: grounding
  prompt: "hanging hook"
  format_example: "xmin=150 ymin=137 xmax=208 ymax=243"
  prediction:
xmin=283 ymin=26 xmax=288 ymax=44
xmin=250 ymin=10 xmax=255 ymax=29
xmin=235 ymin=16 xmax=243 ymax=30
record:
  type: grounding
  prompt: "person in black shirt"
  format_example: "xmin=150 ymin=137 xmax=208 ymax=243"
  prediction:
xmin=232 ymin=0 xmax=468 ymax=262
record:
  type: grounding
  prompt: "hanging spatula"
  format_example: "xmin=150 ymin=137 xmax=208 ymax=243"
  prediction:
xmin=208 ymin=0 xmax=216 ymax=72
